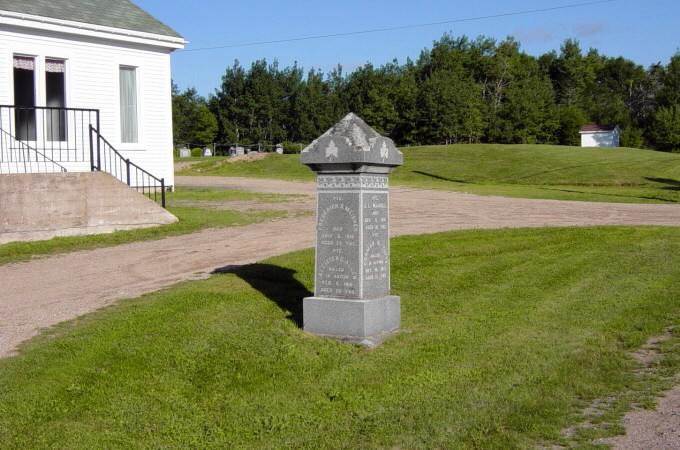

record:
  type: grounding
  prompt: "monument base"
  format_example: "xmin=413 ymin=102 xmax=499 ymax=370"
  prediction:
xmin=303 ymin=296 xmax=400 ymax=346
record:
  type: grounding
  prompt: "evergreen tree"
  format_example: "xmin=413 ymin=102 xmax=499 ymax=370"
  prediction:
xmin=658 ymin=53 xmax=680 ymax=106
xmin=496 ymin=68 xmax=558 ymax=144
xmin=179 ymin=35 xmax=680 ymax=152
xmin=341 ymin=63 xmax=399 ymax=136
xmin=556 ymin=105 xmax=588 ymax=146
xmin=418 ymin=69 xmax=485 ymax=144
xmin=652 ymin=105 xmax=680 ymax=151
xmin=172 ymin=83 xmax=217 ymax=146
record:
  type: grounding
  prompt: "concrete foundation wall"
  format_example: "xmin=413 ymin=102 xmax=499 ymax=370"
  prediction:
xmin=0 ymin=172 xmax=177 ymax=244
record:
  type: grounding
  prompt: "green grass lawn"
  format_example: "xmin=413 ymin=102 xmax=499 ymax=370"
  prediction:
xmin=174 ymin=156 xmax=207 ymax=162
xmin=168 ymin=186 xmax=302 ymax=204
xmin=1 ymin=227 xmax=678 ymax=448
xmin=0 ymin=188 xmax=295 ymax=266
xmin=179 ymin=144 xmax=680 ymax=203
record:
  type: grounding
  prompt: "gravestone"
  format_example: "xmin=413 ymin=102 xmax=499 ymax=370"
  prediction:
xmin=179 ymin=147 xmax=191 ymax=158
xmin=275 ymin=144 xmax=284 ymax=154
xmin=203 ymin=147 xmax=213 ymax=157
xmin=301 ymin=113 xmax=403 ymax=346
xmin=230 ymin=146 xmax=245 ymax=156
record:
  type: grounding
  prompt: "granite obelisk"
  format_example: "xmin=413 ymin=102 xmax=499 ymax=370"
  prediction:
xmin=301 ymin=113 xmax=404 ymax=346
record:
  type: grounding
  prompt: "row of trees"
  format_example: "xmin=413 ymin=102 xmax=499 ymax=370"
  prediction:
xmin=173 ymin=35 xmax=680 ymax=151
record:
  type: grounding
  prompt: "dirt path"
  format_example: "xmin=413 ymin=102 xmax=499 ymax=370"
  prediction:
xmin=558 ymin=329 xmax=680 ymax=449
xmin=599 ymin=386 xmax=680 ymax=449
xmin=173 ymin=160 xmax=203 ymax=172
xmin=2 ymin=176 xmax=680 ymax=359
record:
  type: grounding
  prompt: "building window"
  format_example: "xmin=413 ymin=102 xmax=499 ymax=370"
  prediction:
xmin=119 ymin=66 xmax=138 ymax=143
xmin=45 ymin=59 xmax=66 ymax=141
xmin=13 ymin=56 xmax=36 ymax=141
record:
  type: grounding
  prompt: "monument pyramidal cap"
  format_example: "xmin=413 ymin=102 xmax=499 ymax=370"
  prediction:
xmin=301 ymin=113 xmax=403 ymax=347
xmin=301 ymin=113 xmax=404 ymax=169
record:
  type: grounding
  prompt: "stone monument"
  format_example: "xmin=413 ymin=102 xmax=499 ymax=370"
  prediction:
xmin=229 ymin=146 xmax=245 ymax=157
xmin=179 ymin=147 xmax=191 ymax=158
xmin=301 ymin=113 xmax=403 ymax=346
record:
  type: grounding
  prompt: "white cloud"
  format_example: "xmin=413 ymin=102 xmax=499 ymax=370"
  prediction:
xmin=513 ymin=27 xmax=555 ymax=44
xmin=573 ymin=23 xmax=605 ymax=37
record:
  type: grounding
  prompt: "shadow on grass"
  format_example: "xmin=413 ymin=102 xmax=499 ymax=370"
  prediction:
xmin=536 ymin=186 xmax=678 ymax=203
xmin=645 ymin=177 xmax=680 ymax=191
xmin=413 ymin=171 xmax=677 ymax=203
xmin=412 ymin=170 xmax=469 ymax=184
xmin=213 ymin=263 xmax=310 ymax=328
xmin=505 ymin=155 xmax=666 ymax=182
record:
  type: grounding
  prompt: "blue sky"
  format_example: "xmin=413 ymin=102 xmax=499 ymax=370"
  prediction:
xmin=136 ymin=0 xmax=680 ymax=97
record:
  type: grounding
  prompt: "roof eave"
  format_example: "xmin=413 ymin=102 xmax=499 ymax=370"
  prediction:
xmin=0 ymin=9 xmax=187 ymax=50
xmin=579 ymin=126 xmax=620 ymax=134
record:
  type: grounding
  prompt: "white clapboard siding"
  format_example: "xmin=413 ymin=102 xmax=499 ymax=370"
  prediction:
xmin=580 ymin=130 xmax=620 ymax=148
xmin=0 ymin=24 xmax=176 ymax=185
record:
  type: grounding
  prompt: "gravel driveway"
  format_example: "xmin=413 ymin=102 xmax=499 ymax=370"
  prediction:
xmin=2 ymin=176 xmax=679 ymax=359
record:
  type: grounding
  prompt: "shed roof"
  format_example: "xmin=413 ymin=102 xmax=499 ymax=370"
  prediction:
xmin=0 ymin=0 xmax=182 ymax=38
xmin=579 ymin=124 xmax=619 ymax=133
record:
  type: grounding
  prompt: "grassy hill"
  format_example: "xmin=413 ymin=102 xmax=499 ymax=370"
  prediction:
xmin=180 ymin=144 xmax=680 ymax=203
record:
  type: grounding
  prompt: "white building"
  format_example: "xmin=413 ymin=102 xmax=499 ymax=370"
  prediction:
xmin=579 ymin=124 xmax=621 ymax=148
xmin=0 ymin=0 xmax=185 ymax=187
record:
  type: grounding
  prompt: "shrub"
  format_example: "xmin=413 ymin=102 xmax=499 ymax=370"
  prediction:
xmin=620 ymin=127 xmax=645 ymax=149
xmin=282 ymin=142 xmax=305 ymax=154
xmin=191 ymin=147 xmax=203 ymax=157
xmin=557 ymin=106 xmax=587 ymax=146
xmin=652 ymin=105 xmax=680 ymax=152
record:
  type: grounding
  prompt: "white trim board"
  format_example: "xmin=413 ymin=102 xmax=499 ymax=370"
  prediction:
xmin=0 ymin=10 xmax=187 ymax=50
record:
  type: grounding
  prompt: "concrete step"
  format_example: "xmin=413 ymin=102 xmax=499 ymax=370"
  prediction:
xmin=0 ymin=172 xmax=177 ymax=244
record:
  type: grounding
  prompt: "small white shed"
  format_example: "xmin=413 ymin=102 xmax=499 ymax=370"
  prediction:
xmin=579 ymin=124 xmax=620 ymax=148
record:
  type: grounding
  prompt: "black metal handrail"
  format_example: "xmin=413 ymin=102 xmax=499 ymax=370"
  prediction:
xmin=89 ymin=125 xmax=166 ymax=207
xmin=0 ymin=105 xmax=166 ymax=208
xmin=0 ymin=127 xmax=68 ymax=174
xmin=0 ymin=105 xmax=99 ymax=166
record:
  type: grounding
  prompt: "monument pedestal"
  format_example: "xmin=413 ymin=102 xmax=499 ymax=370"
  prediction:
xmin=300 ymin=113 xmax=404 ymax=346
xmin=303 ymin=296 xmax=400 ymax=345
